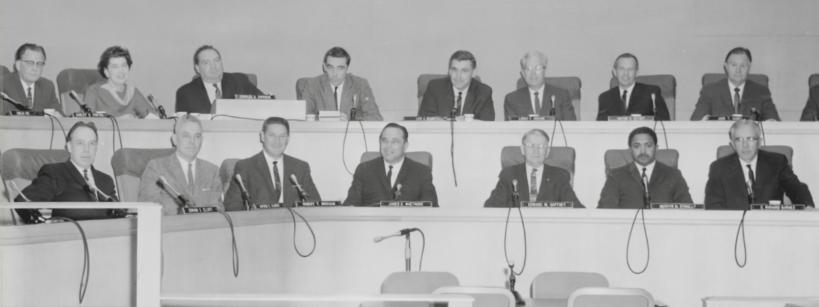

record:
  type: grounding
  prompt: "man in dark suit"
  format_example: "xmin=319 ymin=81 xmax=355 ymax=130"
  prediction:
xmin=344 ymin=123 xmax=438 ymax=206
xmin=598 ymin=127 xmax=692 ymax=208
xmin=224 ymin=117 xmax=321 ymax=210
xmin=705 ymin=120 xmax=813 ymax=209
xmin=175 ymin=45 xmax=264 ymax=114
xmin=298 ymin=47 xmax=382 ymax=120
xmin=596 ymin=53 xmax=669 ymax=121
xmin=0 ymin=43 xmax=60 ymax=115
xmin=690 ymin=47 xmax=780 ymax=121
xmin=504 ymin=51 xmax=576 ymax=120
xmin=485 ymin=129 xmax=583 ymax=207
xmin=800 ymin=85 xmax=818 ymax=121
xmin=15 ymin=122 xmax=121 ymax=223
xmin=418 ymin=50 xmax=494 ymax=121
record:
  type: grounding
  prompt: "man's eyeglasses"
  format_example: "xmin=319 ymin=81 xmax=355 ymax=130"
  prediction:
xmin=21 ymin=60 xmax=46 ymax=67
xmin=732 ymin=136 xmax=760 ymax=143
xmin=524 ymin=143 xmax=548 ymax=150
xmin=522 ymin=66 xmax=545 ymax=73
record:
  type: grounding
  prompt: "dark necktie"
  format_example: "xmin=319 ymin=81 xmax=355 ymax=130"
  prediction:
xmin=746 ymin=164 xmax=756 ymax=200
xmin=733 ymin=87 xmax=741 ymax=114
xmin=333 ymin=86 xmax=339 ymax=110
xmin=622 ymin=90 xmax=629 ymax=112
xmin=83 ymin=169 xmax=96 ymax=200
xmin=641 ymin=167 xmax=649 ymax=195
xmin=272 ymin=161 xmax=281 ymax=203
xmin=26 ymin=86 xmax=33 ymax=108
xmin=534 ymin=91 xmax=541 ymax=115
xmin=187 ymin=162 xmax=195 ymax=195
xmin=529 ymin=168 xmax=538 ymax=201
xmin=455 ymin=91 xmax=463 ymax=116
xmin=83 ymin=169 xmax=90 ymax=182
xmin=213 ymin=83 xmax=222 ymax=103
xmin=386 ymin=165 xmax=394 ymax=188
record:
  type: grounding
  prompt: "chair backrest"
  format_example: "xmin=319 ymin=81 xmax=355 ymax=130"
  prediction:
xmin=191 ymin=72 xmax=257 ymax=87
xmin=604 ymin=149 xmax=680 ymax=173
xmin=295 ymin=77 xmax=309 ymax=100
xmin=530 ymin=272 xmax=609 ymax=299
xmin=608 ymin=74 xmax=676 ymax=120
xmin=716 ymin=145 xmax=793 ymax=165
xmin=1 ymin=149 xmax=69 ymax=202
xmin=56 ymin=68 xmax=105 ymax=115
xmin=500 ymin=146 xmax=576 ymax=177
xmin=809 ymin=74 xmax=819 ymax=89
xmin=567 ymin=287 xmax=654 ymax=307
xmin=360 ymin=152 xmax=433 ymax=171
xmin=702 ymin=73 xmax=769 ymax=88
xmin=417 ymin=74 xmax=481 ymax=106
xmin=218 ymin=158 xmax=240 ymax=192
xmin=111 ymin=148 xmax=175 ymax=202
xmin=516 ymin=76 xmax=582 ymax=117
xmin=380 ymin=271 xmax=459 ymax=294
xmin=434 ymin=286 xmax=515 ymax=307
xmin=0 ymin=65 xmax=9 ymax=89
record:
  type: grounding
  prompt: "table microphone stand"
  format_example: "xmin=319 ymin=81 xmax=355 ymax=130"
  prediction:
xmin=404 ymin=232 xmax=412 ymax=272
xmin=507 ymin=263 xmax=525 ymax=305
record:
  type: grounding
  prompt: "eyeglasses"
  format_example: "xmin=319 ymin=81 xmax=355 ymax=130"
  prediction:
xmin=21 ymin=60 xmax=46 ymax=67
xmin=523 ymin=143 xmax=548 ymax=150
xmin=732 ymin=136 xmax=760 ymax=143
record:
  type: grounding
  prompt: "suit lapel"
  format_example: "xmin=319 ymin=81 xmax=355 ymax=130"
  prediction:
xmin=255 ymin=153 xmax=276 ymax=197
xmin=318 ymin=75 xmax=336 ymax=111
xmin=8 ymin=72 xmax=26 ymax=107
xmin=394 ymin=159 xmax=411 ymax=193
xmin=517 ymin=164 xmax=532 ymax=201
xmin=340 ymin=75 xmax=355 ymax=112
xmin=378 ymin=158 xmax=393 ymax=194
xmin=168 ymin=156 xmax=189 ymax=192
xmin=220 ymin=74 xmax=233 ymax=100
xmin=627 ymin=84 xmax=644 ymax=114
xmin=464 ymin=79 xmax=479 ymax=114
xmin=719 ymin=80 xmax=735 ymax=112
xmin=443 ymin=79 xmax=456 ymax=112
xmin=537 ymin=165 xmax=551 ymax=200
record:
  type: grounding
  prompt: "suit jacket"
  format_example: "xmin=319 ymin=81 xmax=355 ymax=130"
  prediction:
xmin=343 ymin=157 xmax=438 ymax=207
xmin=503 ymin=84 xmax=576 ymax=120
xmin=224 ymin=152 xmax=321 ymax=211
xmin=84 ymin=81 xmax=155 ymax=118
xmin=484 ymin=163 xmax=583 ymax=208
xmin=175 ymin=72 xmax=263 ymax=113
xmin=596 ymin=83 xmax=670 ymax=120
xmin=299 ymin=74 xmax=383 ymax=120
xmin=690 ymin=79 xmax=780 ymax=120
xmin=14 ymin=160 xmax=119 ymax=223
xmin=137 ymin=154 xmax=223 ymax=215
xmin=800 ymin=85 xmax=819 ymax=121
xmin=705 ymin=151 xmax=814 ymax=210
xmin=418 ymin=77 xmax=495 ymax=121
xmin=598 ymin=162 xmax=692 ymax=209
xmin=0 ymin=71 xmax=60 ymax=115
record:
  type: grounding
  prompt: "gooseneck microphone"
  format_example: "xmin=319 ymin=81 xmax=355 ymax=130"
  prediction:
xmin=549 ymin=95 xmax=556 ymax=117
xmin=373 ymin=228 xmax=419 ymax=243
xmin=68 ymin=90 xmax=94 ymax=115
xmin=234 ymin=174 xmax=251 ymax=210
xmin=511 ymin=179 xmax=520 ymax=207
xmin=393 ymin=183 xmax=403 ymax=200
xmin=146 ymin=95 xmax=168 ymax=119
xmin=503 ymin=178 xmax=527 ymax=305
xmin=87 ymin=184 xmax=118 ymax=202
xmin=157 ymin=176 xmax=193 ymax=208
xmin=289 ymin=174 xmax=309 ymax=202
xmin=0 ymin=91 xmax=33 ymax=112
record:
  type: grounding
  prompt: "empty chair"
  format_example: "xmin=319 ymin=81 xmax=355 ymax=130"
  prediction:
xmin=517 ymin=76 xmax=582 ymax=117
xmin=56 ymin=68 xmax=105 ymax=115
xmin=417 ymin=74 xmax=481 ymax=106
xmin=702 ymin=73 xmax=769 ymax=88
xmin=218 ymin=158 xmax=240 ymax=192
xmin=604 ymin=149 xmax=680 ymax=173
xmin=715 ymin=145 xmax=793 ymax=165
xmin=295 ymin=77 xmax=309 ymax=99
xmin=110 ymin=148 xmax=175 ymax=201
xmin=530 ymin=272 xmax=609 ymax=300
xmin=434 ymin=286 xmax=515 ymax=307
xmin=501 ymin=146 xmax=576 ymax=178
xmin=809 ymin=74 xmax=819 ymax=88
xmin=609 ymin=74 xmax=676 ymax=120
xmin=1 ymin=148 xmax=69 ymax=224
xmin=380 ymin=271 xmax=459 ymax=307
xmin=567 ymin=287 xmax=654 ymax=307
xmin=360 ymin=151 xmax=433 ymax=170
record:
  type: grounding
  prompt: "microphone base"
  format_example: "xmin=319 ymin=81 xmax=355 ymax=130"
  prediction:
xmin=511 ymin=289 xmax=525 ymax=306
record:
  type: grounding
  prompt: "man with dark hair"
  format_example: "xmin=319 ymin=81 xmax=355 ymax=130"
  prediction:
xmin=691 ymin=47 xmax=780 ymax=121
xmin=596 ymin=53 xmax=670 ymax=120
xmin=485 ymin=129 xmax=582 ymax=207
xmin=175 ymin=45 xmax=264 ymax=113
xmin=598 ymin=127 xmax=692 ymax=208
xmin=705 ymin=119 xmax=813 ymax=209
xmin=343 ymin=123 xmax=438 ymax=206
xmin=224 ymin=117 xmax=321 ymax=210
xmin=418 ymin=50 xmax=495 ymax=120
xmin=503 ymin=51 xmax=576 ymax=120
xmin=298 ymin=46 xmax=382 ymax=120
xmin=800 ymin=84 xmax=819 ymax=121
xmin=0 ymin=43 xmax=60 ymax=115
xmin=15 ymin=121 xmax=120 ymax=223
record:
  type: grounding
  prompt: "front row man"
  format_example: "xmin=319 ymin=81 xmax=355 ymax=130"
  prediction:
xmin=344 ymin=123 xmax=438 ymax=206
xmin=485 ymin=129 xmax=583 ymax=207
xmin=598 ymin=127 xmax=692 ymax=208
xmin=705 ymin=119 xmax=814 ymax=209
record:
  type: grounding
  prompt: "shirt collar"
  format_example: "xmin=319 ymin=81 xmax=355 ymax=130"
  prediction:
xmin=728 ymin=80 xmax=746 ymax=92
xmin=385 ymin=157 xmax=405 ymax=172
xmin=634 ymin=161 xmax=656 ymax=177
xmin=529 ymin=85 xmax=545 ymax=96
xmin=619 ymin=83 xmax=635 ymax=94
xmin=263 ymin=151 xmax=283 ymax=165
xmin=738 ymin=155 xmax=758 ymax=168
xmin=176 ymin=153 xmax=196 ymax=166
xmin=19 ymin=77 xmax=34 ymax=91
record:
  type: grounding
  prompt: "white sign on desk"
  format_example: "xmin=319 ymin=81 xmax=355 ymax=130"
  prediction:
xmin=212 ymin=99 xmax=306 ymax=120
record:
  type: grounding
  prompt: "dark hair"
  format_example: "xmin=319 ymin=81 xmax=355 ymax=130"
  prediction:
xmin=613 ymin=52 xmax=639 ymax=70
xmin=193 ymin=45 xmax=221 ymax=65
xmin=380 ymin=122 xmax=409 ymax=141
xmin=449 ymin=50 xmax=477 ymax=69
xmin=724 ymin=47 xmax=752 ymax=62
xmin=15 ymin=43 xmax=46 ymax=61
xmin=262 ymin=116 xmax=290 ymax=134
xmin=97 ymin=46 xmax=133 ymax=78
xmin=324 ymin=46 xmax=351 ymax=66
xmin=66 ymin=121 xmax=99 ymax=141
xmin=628 ymin=127 xmax=658 ymax=146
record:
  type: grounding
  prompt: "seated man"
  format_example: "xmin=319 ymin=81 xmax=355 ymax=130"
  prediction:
xmin=0 ymin=43 xmax=60 ymax=114
xmin=175 ymin=45 xmax=264 ymax=114
xmin=15 ymin=122 xmax=120 ymax=223
xmin=800 ymin=84 xmax=818 ymax=121
xmin=224 ymin=117 xmax=321 ymax=210
xmin=418 ymin=50 xmax=494 ymax=120
xmin=598 ymin=127 xmax=692 ymax=208
xmin=504 ymin=50 xmax=576 ymax=120
xmin=485 ymin=129 xmax=583 ymax=207
xmin=690 ymin=47 xmax=780 ymax=121
xmin=299 ymin=46 xmax=382 ymax=120
xmin=343 ymin=123 xmax=438 ymax=206
xmin=705 ymin=119 xmax=814 ymax=209
xmin=596 ymin=53 xmax=670 ymax=120
xmin=138 ymin=115 xmax=223 ymax=215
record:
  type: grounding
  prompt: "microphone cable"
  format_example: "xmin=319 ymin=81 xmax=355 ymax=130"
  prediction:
xmin=43 ymin=113 xmax=67 ymax=150
xmin=652 ymin=119 xmax=669 ymax=149
xmin=449 ymin=117 xmax=458 ymax=186
xmin=626 ymin=208 xmax=650 ymax=274
xmin=340 ymin=118 xmax=369 ymax=176
xmin=216 ymin=210 xmax=240 ymax=277
xmin=106 ymin=115 xmax=125 ymax=196
xmin=734 ymin=210 xmax=748 ymax=268
xmin=549 ymin=117 xmax=568 ymax=148
xmin=50 ymin=216 xmax=91 ymax=304
xmin=503 ymin=205 xmax=528 ymax=277
xmin=410 ymin=228 xmax=427 ymax=271
xmin=285 ymin=206 xmax=316 ymax=257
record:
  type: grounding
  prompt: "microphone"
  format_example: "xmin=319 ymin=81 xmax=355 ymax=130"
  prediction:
xmin=750 ymin=107 xmax=761 ymax=121
xmin=146 ymin=95 xmax=168 ymax=119
xmin=393 ymin=183 xmax=403 ymax=200
xmin=88 ymin=184 xmax=118 ymax=202
xmin=289 ymin=174 xmax=309 ymax=201
xmin=549 ymin=95 xmax=556 ymax=116
xmin=511 ymin=179 xmax=520 ymax=206
xmin=349 ymin=94 xmax=358 ymax=121
xmin=639 ymin=176 xmax=650 ymax=209
xmin=373 ymin=228 xmax=419 ymax=243
xmin=234 ymin=174 xmax=251 ymax=210
xmin=68 ymin=90 xmax=94 ymax=115
xmin=0 ymin=91 xmax=33 ymax=112
xmin=157 ymin=176 xmax=193 ymax=207
xmin=651 ymin=93 xmax=657 ymax=116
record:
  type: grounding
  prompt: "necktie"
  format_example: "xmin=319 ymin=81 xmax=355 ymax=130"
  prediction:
xmin=387 ymin=165 xmax=394 ymax=188
xmin=213 ymin=83 xmax=222 ymax=103
xmin=187 ymin=162 xmax=195 ymax=195
xmin=333 ymin=86 xmax=339 ymax=110
xmin=746 ymin=164 xmax=756 ymax=201
xmin=733 ymin=87 xmax=741 ymax=114
xmin=272 ymin=161 xmax=281 ymax=203
xmin=26 ymin=86 xmax=33 ymax=108
xmin=622 ymin=90 xmax=629 ymax=112
xmin=534 ymin=91 xmax=541 ymax=115
xmin=455 ymin=91 xmax=463 ymax=116
xmin=529 ymin=168 xmax=538 ymax=201
xmin=83 ymin=169 xmax=90 ymax=182
xmin=641 ymin=167 xmax=649 ymax=195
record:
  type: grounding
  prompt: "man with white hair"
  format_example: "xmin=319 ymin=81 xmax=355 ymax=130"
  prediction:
xmin=504 ymin=51 xmax=576 ymax=120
